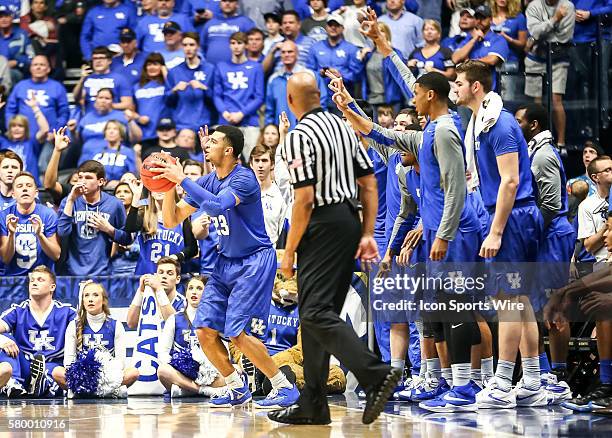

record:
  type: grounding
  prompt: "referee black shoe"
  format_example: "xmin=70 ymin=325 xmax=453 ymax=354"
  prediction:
xmin=28 ymin=354 xmax=46 ymax=397
xmin=562 ymin=383 xmax=612 ymax=412
xmin=268 ymin=402 xmax=331 ymax=425
xmin=362 ymin=368 xmax=402 ymax=425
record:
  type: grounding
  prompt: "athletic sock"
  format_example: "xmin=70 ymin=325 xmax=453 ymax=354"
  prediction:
xmin=269 ymin=371 xmax=292 ymax=390
xmin=391 ymin=359 xmax=406 ymax=374
xmin=538 ymin=352 xmax=551 ymax=374
xmin=426 ymin=358 xmax=441 ymax=379
xmin=200 ymin=385 xmax=227 ymax=397
xmin=522 ymin=356 xmax=541 ymax=390
xmin=481 ymin=356 xmax=494 ymax=382
xmin=600 ymin=359 xmax=612 ymax=384
xmin=419 ymin=359 xmax=427 ymax=379
xmin=494 ymin=359 xmax=515 ymax=392
xmin=451 ymin=363 xmax=471 ymax=387
xmin=471 ymin=367 xmax=482 ymax=383
xmin=441 ymin=367 xmax=452 ymax=386
xmin=224 ymin=370 xmax=243 ymax=389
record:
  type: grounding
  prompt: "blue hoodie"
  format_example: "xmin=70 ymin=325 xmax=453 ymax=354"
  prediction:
xmin=200 ymin=14 xmax=256 ymax=63
xmin=81 ymin=72 xmax=132 ymax=113
xmin=136 ymin=13 xmax=195 ymax=53
xmin=6 ymin=78 xmax=69 ymax=138
xmin=58 ymin=191 xmax=131 ymax=276
xmin=213 ymin=60 xmax=264 ymax=127
xmin=166 ymin=59 xmax=215 ymax=130
xmin=572 ymin=0 xmax=612 ymax=42
xmin=80 ymin=3 xmax=137 ymax=60
xmin=133 ymin=80 xmax=172 ymax=140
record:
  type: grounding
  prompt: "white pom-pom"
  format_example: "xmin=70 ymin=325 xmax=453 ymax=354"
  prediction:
xmin=95 ymin=349 xmax=124 ymax=397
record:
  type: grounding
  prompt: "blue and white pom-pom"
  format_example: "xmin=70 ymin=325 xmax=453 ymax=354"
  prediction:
xmin=191 ymin=346 xmax=219 ymax=386
xmin=66 ymin=349 xmax=124 ymax=397
xmin=169 ymin=349 xmax=200 ymax=381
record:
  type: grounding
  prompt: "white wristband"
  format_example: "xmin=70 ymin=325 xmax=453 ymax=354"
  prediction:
xmin=156 ymin=289 xmax=170 ymax=307
xmin=131 ymin=291 xmax=144 ymax=307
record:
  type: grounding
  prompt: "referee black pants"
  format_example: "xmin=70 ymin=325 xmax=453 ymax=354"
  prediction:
xmin=297 ymin=203 xmax=390 ymax=407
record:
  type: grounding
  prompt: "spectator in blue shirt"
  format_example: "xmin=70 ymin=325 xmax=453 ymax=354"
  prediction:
xmin=111 ymin=28 xmax=148 ymax=87
xmin=136 ymin=0 xmax=194 ymax=54
xmin=408 ymin=19 xmax=455 ymax=80
xmin=166 ymin=32 xmax=215 ymax=131
xmin=263 ymin=10 xmax=316 ymax=75
xmin=246 ymin=28 xmax=265 ymax=63
xmin=131 ymin=52 xmax=171 ymax=150
xmin=378 ymin=0 xmax=424 ymax=59
xmin=73 ymin=46 xmax=134 ymax=113
xmin=159 ymin=21 xmax=186 ymax=69
xmin=0 ymin=6 xmax=33 ymax=83
xmin=452 ymin=4 xmax=509 ymax=91
xmin=265 ymin=40 xmax=321 ymax=127
xmin=441 ymin=7 xmax=476 ymax=51
xmin=213 ymin=31 xmax=264 ymax=161
xmin=181 ymin=0 xmax=222 ymax=32
xmin=491 ymin=0 xmax=527 ymax=72
xmin=307 ymin=14 xmax=363 ymax=108
xmin=200 ymin=0 xmax=255 ymax=63
xmin=239 ymin=0 xmax=286 ymax=31
xmin=80 ymin=0 xmax=137 ymax=60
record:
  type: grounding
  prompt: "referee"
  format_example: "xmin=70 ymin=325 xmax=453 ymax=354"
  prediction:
xmin=268 ymin=72 xmax=401 ymax=426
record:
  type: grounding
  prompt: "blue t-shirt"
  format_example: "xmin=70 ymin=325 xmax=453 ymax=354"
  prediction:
xmin=80 ymin=4 xmax=137 ymax=60
xmin=79 ymin=144 xmax=137 ymax=182
xmin=265 ymin=301 xmax=299 ymax=356
xmin=0 ymin=137 xmax=43 ymax=184
xmin=57 ymin=192 xmax=130 ymax=276
xmin=0 ymin=193 xmax=14 ymax=211
xmin=78 ymin=109 xmax=129 ymax=156
xmin=82 ymin=72 xmax=131 ymax=113
xmin=441 ymin=33 xmax=469 ymax=51
xmin=408 ymin=46 xmax=454 ymax=77
xmin=167 ymin=60 xmax=215 ymax=130
xmin=136 ymin=13 xmax=195 ymax=53
xmin=457 ymin=30 xmax=509 ymax=90
xmin=133 ymin=80 xmax=171 ymax=141
xmin=5 ymin=78 xmax=69 ymax=138
xmin=475 ymin=110 xmax=536 ymax=210
xmin=0 ymin=203 xmax=58 ymax=275
xmin=490 ymin=13 xmax=527 ymax=63
xmin=135 ymin=222 xmax=185 ymax=275
xmin=213 ymin=60 xmax=264 ymax=127
xmin=110 ymin=52 xmax=148 ymax=87
xmin=0 ymin=300 xmax=76 ymax=363
xmin=183 ymin=165 xmax=272 ymax=258
xmin=82 ymin=318 xmax=117 ymax=355
xmin=201 ymin=15 xmax=256 ymax=63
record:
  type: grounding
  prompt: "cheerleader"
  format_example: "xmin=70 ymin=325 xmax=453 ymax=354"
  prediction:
xmin=64 ymin=281 xmax=140 ymax=398
xmin=157 ymin=275 xmax=226 ymax=398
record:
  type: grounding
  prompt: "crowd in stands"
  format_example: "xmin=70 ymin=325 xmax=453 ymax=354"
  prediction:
xmin=0 ymin=0 xmax=610 ymax=412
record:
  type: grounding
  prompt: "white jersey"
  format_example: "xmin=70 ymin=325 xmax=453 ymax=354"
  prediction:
xmin=577 ymin=192 xmax=609 ymax=264
xmin=261 ymin=182 xmax=288 ymax=247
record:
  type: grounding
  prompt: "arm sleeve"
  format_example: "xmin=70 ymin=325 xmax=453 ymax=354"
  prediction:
xmin=384 ymin=50 xmax=416 ymax=99
xmin=79 ymin=12 xmax=93 ymax=60
xmin=389 ymin=172 xmax=418 ymax=254
xmin=526 ymin=3 xmax=555 ymax=40
xmin=349 ymin=100 xmax=392 ymax=164
xmin=281 ymin=131 xmax=316 ymax=188
xmin=111 ymin=202 xmax=132 ymax=245
xmin=434 ymin=123 xmax=467 ymax=241
xmin=175 ymin=217 xmax=198 ymax=263
xmin=56 ymin=84 xmax=70 ymax=127
xmin=114 ymin=321 xmax=126 ymax=369
xmin=181 ymin=177 xmax=238 ymax=215
xmin=124 ymin=207 xmax=142 ymax=233
xmin=366 ymin=122 xmax=422 ymax=157
xmin=63 ymin=319 xmax=77 ymax=367
xmin=57 ymin=199 xmax=73 ymax=237
xmin=213 ymin=67 xmax=226 ymax=115
xmin=158 ymin=314 xmax=175 ymax=364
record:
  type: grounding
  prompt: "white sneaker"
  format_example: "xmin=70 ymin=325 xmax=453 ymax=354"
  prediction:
xmin=170 ymin=384 xmax=183 ymax=398
xmin=476 ymin=379 xmax=516 ymax=409
xmin=514 ymin=380 xmax=548 ymax=407
xmin=397 ymin=375 xmax=423 ymax=400
xmin=540 ymin=373 xmax=572 ymax=404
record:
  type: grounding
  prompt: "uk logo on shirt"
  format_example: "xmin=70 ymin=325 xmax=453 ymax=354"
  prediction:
xmin=336 ymin=49 xmax=346 ymax=58
xmin=27 ymin=89 xmax=49 ymax=107
xmin=84 ymin=333 xmax=109 ymax=349
xmin=149 ymin=23 xmax=164 ymax=42
xmin=29 ymin=329 xmax=55 ymax=351
xmin=194 ymin=71 xmax=207 ymax=81
xmin=227 ymin=71 xmax=248 ymax=90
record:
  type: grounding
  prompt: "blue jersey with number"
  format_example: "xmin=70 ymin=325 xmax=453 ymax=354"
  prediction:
xmin=171 ymin=312 xmax=199 ymax=354
xmin=172 ymin=293 xmax=187 ymax=312
xmin=265 ymin=301 xmax=299 ymax=356
xmin=0 ymin=203 xmax=58 ymax=275
xmin=0 ymin=300 xmax=76 ymax=362
xmin=135 ymin=222 xmax=185 ymax=275
xmin=82 ymin=318 xmax=117 ymax=355
xmin=183 ymin=165 xmax=272 ymax=258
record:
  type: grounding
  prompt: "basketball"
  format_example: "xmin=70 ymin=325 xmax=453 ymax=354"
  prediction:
xmin=140 ymin=153 xmax=177 ymax=193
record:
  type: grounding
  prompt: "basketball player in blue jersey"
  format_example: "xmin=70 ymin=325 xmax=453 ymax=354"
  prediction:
xmin=0 ymin=266 xmax=76 ymax=398
xmin=64 ymin=281 xmax=140 ymax=398
xmin=158 ymin=276 xmax=227 ymax=398
xmin=153 ymin=125 xmax=300 ymax=409
xmin=127 ymin=257 xmax=187 ymax=329
xmin=454 ymin=60 xmax=545 ymax=408
xmin=335 ymin=71 xmax=484 ymax=412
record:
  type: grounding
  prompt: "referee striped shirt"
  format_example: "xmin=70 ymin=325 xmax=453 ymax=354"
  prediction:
xmin=281 ymin=108 xmax=374 ymax=207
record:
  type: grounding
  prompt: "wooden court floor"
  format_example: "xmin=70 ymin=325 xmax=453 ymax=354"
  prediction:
xmin=1 ymin=395 xmax=610 ymax=437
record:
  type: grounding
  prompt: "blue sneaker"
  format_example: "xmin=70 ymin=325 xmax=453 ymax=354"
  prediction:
xmin=412 ymin=377 xmax=451 ymax=402
xmin=418 ymin=382 xmax=478 ymax=412
xmin=254 ymin=384 xmax=300 ymax=410
xmin=209 ymin=376 xmax=252 ymax=408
